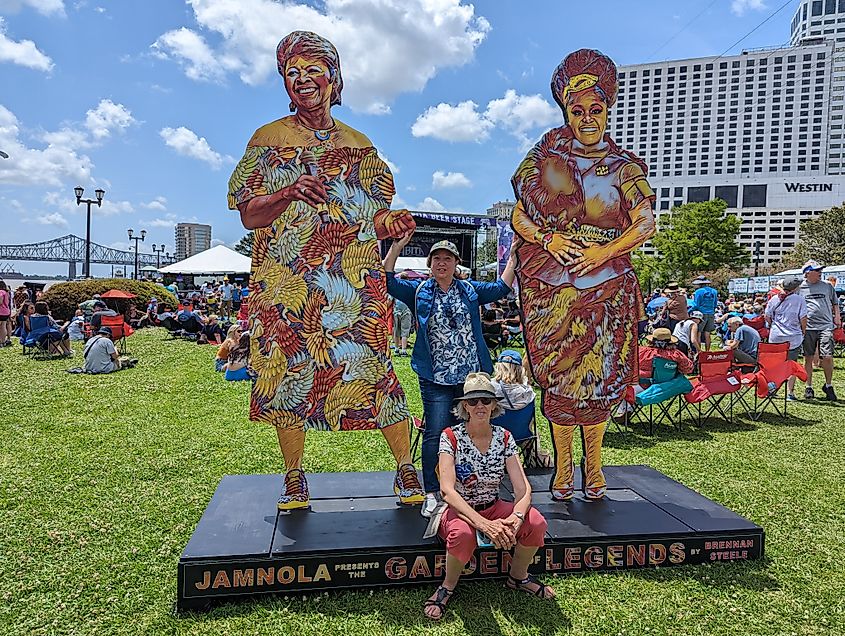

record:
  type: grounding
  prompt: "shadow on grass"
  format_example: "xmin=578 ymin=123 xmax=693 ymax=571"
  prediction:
xmin=185 ymin=580 xmax=572 ymax=634
xmin=604 ymin=415 xmax=759 ymax=449
xmin=623 ymin=556 xmax=779 ymax=592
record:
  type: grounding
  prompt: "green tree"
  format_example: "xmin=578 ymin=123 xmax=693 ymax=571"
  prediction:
xmin=234 ymin=231 xmax=255 ymax=257
xmin=631 ymin=252 xmax=667 ymax=294
xmin=795 ymin=202 xmax=845 ymax=265
xmin=651 ymin=199 xmax=750 ymax=283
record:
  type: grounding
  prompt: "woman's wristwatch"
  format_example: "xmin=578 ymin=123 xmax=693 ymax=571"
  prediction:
xmin=513 ymin=511 xmax=525 ymax=521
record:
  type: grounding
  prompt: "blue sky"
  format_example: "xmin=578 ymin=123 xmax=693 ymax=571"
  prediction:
xmin=0 ymin=0 xmax=792 ymax=275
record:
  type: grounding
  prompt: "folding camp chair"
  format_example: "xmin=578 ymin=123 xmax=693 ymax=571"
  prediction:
xmin=745 ymin=342 xmax=807 ymax=421
xmin=682 ymin=350 xmax=743 ymax=426
xmin=492 ymin=400 xmax=541 ymax=467
xmin=20 ymin=314 xmax=53 ymax=359
xmin=833 ymin=327 xmax=845 ymax=357
xmin=99 ymin=314 xmax=134 ymax=355
xmin=624 ymin=356 xmax=693 ymax=435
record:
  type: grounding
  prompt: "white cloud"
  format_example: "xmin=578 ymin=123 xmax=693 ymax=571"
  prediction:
xmin=0 ymin=17 xmax=54 ymax=72
xmin=151 ymin=0 xmax=489 ymax=114
xmin=37 ymin=212 xmax=68 ymax=227
xmin=432 ymin=170 xmax=471 ymax=189
xmin=412 ymin=89 xmax=560 ymax=150
xmin=731 ymin=0 xmax=766 ymax=16
xmin=411 ymin=101 xmax=493 ymax=143
xmin=109 ymin=240 xmax=131 ymax=251
xmin=102 ymin=199 xmax=134 ymax=216
xmin=141 ymin=196 xmax=167 ymax=211
xmin=145 ymin=217 xmax=177 ymax=228
xmin=377 ymin=149 xmax=399 ymax=175
xmin=85 ymin=99 xmax=136 ymax=140
xmin=416 ymin=196 xmax=446 ymax=212
xmin=151 ymin=27 xmax=225 ymax=83
xmin=0 ymin=0 xmax=65 ymax=17
xmin=160 ymin=126 xmax=230 ymax=169
xmin=0 ymin=105 xmax=93 ymax=186
xmin=485 ymin=89 xmax=559 ymax=151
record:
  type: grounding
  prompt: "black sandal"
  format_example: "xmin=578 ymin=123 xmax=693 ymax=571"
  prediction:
xmin=506 ymin=573 xmax=552 ymax=598
xmin=424 ymin=585 xmax=455 ymax=621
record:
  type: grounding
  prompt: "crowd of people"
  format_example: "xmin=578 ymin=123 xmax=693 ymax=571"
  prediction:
xmin=643 ymin=260 xmax=842 ymax=402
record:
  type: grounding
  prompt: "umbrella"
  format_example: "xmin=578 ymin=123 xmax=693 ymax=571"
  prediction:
xmin=100 ymin=289 xmax=137 ymax=299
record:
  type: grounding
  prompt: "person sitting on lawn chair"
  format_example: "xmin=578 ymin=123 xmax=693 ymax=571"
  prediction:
xmin=724 ymin=316 xmax=760 ymax=367
xmin=638 ymin=328 xmax=694 ymax=380
xmin=90 ymin=300 xmax=118 ymax=331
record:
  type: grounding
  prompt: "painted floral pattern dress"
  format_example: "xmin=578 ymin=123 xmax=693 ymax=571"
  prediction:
xmin=228 ymin=117 xmax=409 ymax=431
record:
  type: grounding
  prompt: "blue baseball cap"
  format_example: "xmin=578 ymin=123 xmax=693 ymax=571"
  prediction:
xmin=497 ymin=350 xmax=522 ymax=365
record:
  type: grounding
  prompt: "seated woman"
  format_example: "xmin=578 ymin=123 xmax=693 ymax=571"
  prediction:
xmin=490 ymin=349 xmax=535 ymax=411
xmin=65 ymin=309 xmax=86 ymax=342
xmin=426 ymin=372 xmax=553 ymax=621
xmin=30 ymin=301 xmax=73 ymax=356
xmin=224 ymin=331 xmax=251 ymax=381
xmin=216 ymin=324 xmax=240 ymax=372
xmin=638 ymin=328 xmax=694 ymax=380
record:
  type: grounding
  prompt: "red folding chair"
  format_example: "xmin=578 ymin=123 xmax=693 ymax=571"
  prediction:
xmin=100 ymin=314 xmax=134 ymax=355
xmin=741 ymin=342 xmax=807 ymax=421
xmin=682 ymin=350 xmax=743 ymax=426
xmin=833 ymin=327 xmax=845 ymax=357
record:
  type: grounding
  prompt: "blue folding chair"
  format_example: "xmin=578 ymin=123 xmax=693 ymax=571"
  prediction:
xmin=492 ymin=400 xmax=540 ymax=467
xmin=21 ymin=315 xmax=54 ymax=359
xmin=625 ymin=357 xmax=693 ymax=435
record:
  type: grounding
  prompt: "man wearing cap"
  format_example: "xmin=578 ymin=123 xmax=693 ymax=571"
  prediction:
xmin=83 ymin=327 xmax=121 ymax=374
xmin=723 ymin=316 xmax=760 ymax=366
xmin=799 ymin=260 xmax=841 ymax=401
xmin=692 ymin=276 xmax=719 ymax=351
xmin=765 ymin=276 xmax=808 ymax=401
xmin=384 ymin=233 xmax=516 ymax=517
xmin=89 ymin=300 xmax=118 ymax=331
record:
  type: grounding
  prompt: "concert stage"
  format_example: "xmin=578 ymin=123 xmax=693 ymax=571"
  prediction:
xmin=176 ymin=465 xmax=764 ymax=612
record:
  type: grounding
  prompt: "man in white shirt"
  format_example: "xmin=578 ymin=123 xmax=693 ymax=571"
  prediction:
xmin=83 ymin=327 xmax=120 ymax=374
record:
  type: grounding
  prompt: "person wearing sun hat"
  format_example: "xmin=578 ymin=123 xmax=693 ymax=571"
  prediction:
xmin=639 ymin=327 xmax=693 ymax=379
xmin=799 ymin=260 xmax=840 ymax=401
xmin=423 ymin=372 xmax=553 ymax=621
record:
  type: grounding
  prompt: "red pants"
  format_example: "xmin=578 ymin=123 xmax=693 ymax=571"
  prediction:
xmin=438 ymin=500 xmax=548 ymax=565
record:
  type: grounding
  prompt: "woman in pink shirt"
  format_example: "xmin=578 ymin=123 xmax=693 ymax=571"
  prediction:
xmin=0 ymin=281 xmax=11 ymax=346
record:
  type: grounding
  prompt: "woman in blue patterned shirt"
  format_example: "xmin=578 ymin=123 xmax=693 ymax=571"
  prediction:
xmin=385 ymin=232 xmax=516 ymax=517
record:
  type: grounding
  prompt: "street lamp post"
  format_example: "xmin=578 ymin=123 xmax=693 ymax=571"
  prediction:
xmin=128 ymin=228 xmax=146 ymax=280
xmin=152 ymin=243 xmax=166 ymax=269
xmin=74 ymin=186 xmax=105 ymax=278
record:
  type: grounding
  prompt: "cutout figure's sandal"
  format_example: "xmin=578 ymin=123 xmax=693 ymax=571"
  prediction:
xmin=277 ymin=468 xmax=310 ymax=511
xmin=506 ymin=573 xmax=554 ymax=599
xmin=423 ymin=585 xmax=455 ymax=621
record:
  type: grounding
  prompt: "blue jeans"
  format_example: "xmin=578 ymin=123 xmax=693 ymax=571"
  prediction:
xmin=419 ymin=377 xmax=463 ymax=493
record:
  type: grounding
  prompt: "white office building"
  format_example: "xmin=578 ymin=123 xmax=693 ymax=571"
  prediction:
xmin=612 ymin=0 xmax=845 ymax=265
xmin=175 ymin=223 xmax=212 ymax=260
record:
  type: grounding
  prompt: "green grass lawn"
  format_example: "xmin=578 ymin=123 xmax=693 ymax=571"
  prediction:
xmin=2 ymin=329 xmax=844 ymax=635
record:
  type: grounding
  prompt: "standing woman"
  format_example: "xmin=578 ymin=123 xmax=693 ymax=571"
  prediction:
xmin=0 ymin=281 xmax=11 ymax=346
xmin=510 ymin=49 xmax=656 ymax=500
xmin=384 ymin=234 xmax=516 ymax=517
xmin=228 ymin=31 xmax=422 ymax=510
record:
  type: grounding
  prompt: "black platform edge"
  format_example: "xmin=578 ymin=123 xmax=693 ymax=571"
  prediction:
xmin=176 ymin=466 xmax=765 ymax=613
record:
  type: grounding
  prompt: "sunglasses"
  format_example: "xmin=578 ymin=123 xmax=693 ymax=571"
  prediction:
xmin=465 ymin=397 xmax=495 ymax=406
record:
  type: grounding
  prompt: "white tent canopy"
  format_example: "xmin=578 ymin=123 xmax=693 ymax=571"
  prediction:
xmin=395 ymin=256 xmax=429 ymax=272
xmin=158 ymin=245 xmax=251 ymax=275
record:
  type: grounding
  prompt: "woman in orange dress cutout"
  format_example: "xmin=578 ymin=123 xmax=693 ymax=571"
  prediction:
xmin=511 ymin=49 xmax=656 ymax=500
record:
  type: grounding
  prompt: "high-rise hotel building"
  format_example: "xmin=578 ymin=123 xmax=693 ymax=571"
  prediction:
xmin=174 ymin=223 xmax=212 ymax=260
xmin=614 ymin=0 xmax=845 ymax=265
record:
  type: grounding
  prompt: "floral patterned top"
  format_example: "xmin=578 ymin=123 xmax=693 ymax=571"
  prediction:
xmin=438 ymin=424 xmax=518 ymax=507
xmin=428 ymin=282 xmax=480 ymax=385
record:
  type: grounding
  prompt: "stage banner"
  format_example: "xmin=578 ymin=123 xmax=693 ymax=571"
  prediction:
xmin=735 ymin=278 xmax=749 ymax=293
xmin=497 ymin=221 xmax=514 ymax=277
xmin=752 ymin=277 xmax=770 ymax=293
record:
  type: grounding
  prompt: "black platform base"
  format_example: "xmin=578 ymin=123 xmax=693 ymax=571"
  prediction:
xmin=177 ymin=465 xmax=764 ymax=612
